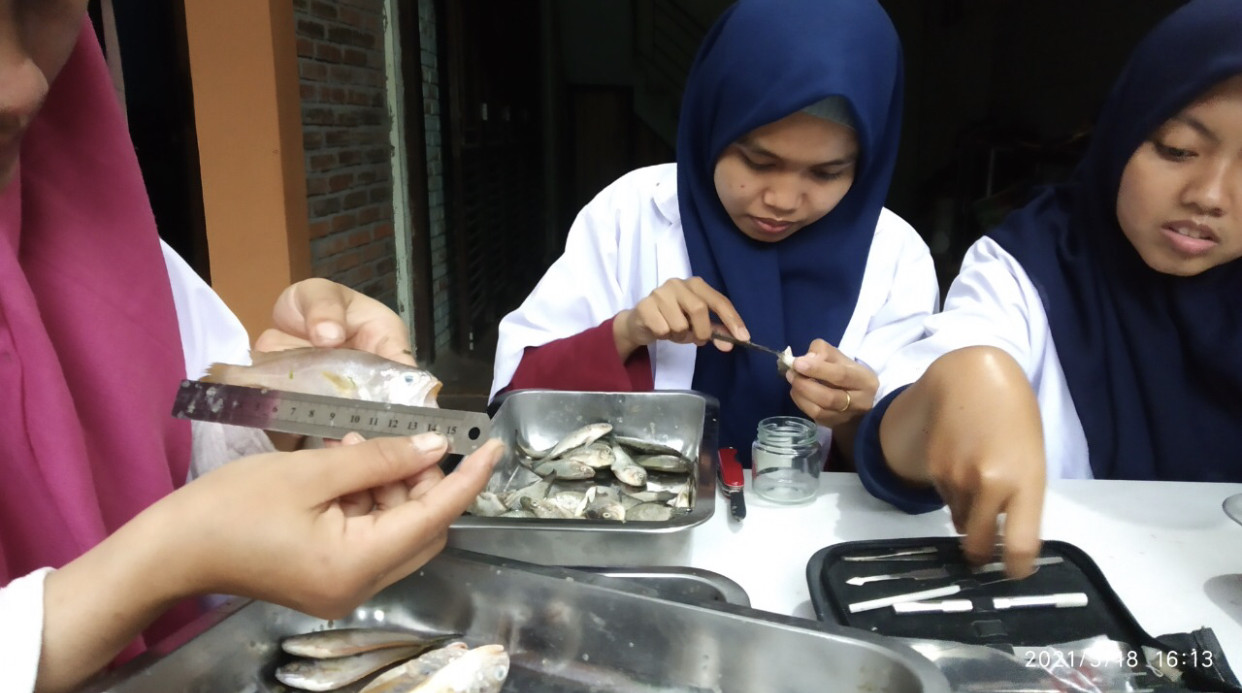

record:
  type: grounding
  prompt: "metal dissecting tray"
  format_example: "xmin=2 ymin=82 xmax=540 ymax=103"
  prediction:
xmin=517 ymin=563 xmax=751 ymax=609
xmin=447 ymin=389 xmax=721 ymax=566
xmin=82 ymin=549 xmax=950 ymax=693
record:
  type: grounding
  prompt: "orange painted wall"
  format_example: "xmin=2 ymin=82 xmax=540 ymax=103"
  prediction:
xmin=183 ymin=0 xmax=311 ymax=342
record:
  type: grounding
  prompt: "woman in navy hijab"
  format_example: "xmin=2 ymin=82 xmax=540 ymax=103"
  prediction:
xmin=491 ymin=0 xmax=937 ymax=466
xmin=854 ymin=0 xmax=1242 ymax=576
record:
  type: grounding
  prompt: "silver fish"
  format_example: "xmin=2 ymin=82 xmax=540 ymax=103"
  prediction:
xmin=672 ymin=485 xmax=693 ymax=509
xmin=548 ymin=490 xmax=589 ymax=514
xmin=528 ymin=423 xmax=613 ymax=460
xmin=608 ymin=443 xmax=648 ymax=487
xmin=275 ymin=645 xmax=422 ymax=691
xmin=612 ymin=435 xmax=686 ymax=458
xmin=620 ymin=488 xmax=676 ymax=505
xmin=521 ymin=494 xmax=584 ymax=519
xmin=560 ymin=442 xmax=615 ymax=469
xmin=547 ymin=479 xmax=598 ymax=495
xmin=501 ymin=479 xmax=551 ymax=510
xmin=643 ymin=472 xmax=692 ymax=494
xmin=532 ymin=457 xmax=596 ymax=480
xmin=634 ymin=453 xmax=693 ymax=474
xmin=584 ymin=486 xmax=626 ymax=522
xmin=359 ymin=642 xmax=470 ymax=693
xmin=467 ymin=491 xmax=508 ymax=517
xmin=281 ymin=628 xmax=456 ymax=659
xmin=627 ymin=501 xmax=675 ymax=522
xmin=409 ymin=644 xmax=509 ymax=693
xmin=202 ymin=347 xmax=441 ymax=407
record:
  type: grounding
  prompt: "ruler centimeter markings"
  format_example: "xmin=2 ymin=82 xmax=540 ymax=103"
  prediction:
xmin=172 ymin=380 xmax=492 ymax=454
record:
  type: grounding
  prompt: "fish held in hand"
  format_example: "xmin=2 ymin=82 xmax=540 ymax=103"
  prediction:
xmin=201 ymin=347 xmax=442 ymax=407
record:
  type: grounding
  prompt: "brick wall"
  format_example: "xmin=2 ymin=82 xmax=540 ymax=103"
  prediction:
xmin=293 ymin=0 xmax=397 ymax=308
xmin=417 ymin=0 xmax=452 ymax=353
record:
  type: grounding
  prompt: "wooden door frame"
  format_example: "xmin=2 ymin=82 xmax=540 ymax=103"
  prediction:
xmin=397 ymin=0 xmax=436 ymax=362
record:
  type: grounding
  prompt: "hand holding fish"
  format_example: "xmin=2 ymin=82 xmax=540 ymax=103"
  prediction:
xmin=257 ymin=278 xmax=415 ymax=365
xmin=613 ymin=277 xmax=748 ymax=358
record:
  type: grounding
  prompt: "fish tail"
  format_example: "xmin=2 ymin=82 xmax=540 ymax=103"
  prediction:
xmin=200 ymin=363 xmax=237 ymax=383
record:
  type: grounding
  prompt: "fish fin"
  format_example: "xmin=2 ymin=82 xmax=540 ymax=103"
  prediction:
xmin=200 ymin=363 xmax=236 ymax=383
xmin=246 ymin=348 xmax=306 ymax=366
xmin=198 ymin=350 xmax=289 ymax=382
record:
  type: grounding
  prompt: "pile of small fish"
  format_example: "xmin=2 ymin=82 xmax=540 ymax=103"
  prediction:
xmin=274 ymin=627 xmax=509 ymax=693
xmin=466 ymin=422 xmax=696 ymax=523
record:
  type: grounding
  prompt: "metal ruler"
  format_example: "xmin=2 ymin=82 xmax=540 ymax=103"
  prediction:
xmin=171 ymin=380 xmax=492 ymax=454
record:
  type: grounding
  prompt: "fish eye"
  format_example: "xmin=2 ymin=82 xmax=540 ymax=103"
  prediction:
xmin=404 ymin=373 xmax=416 ymax=383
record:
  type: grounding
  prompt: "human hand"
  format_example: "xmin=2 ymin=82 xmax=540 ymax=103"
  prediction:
xmin=256 ymin=277 xmax=414 ymax=366
xmin=786 ymin=339 xmax=877 ymax=428
xmin=154 ymin=432 xmax=502 ymax=618
xmin=903 ymin=347 xmax=1046 ymax=577
xmin=36 ymin=433 xmax=499 ymax=693
xmin=614 ymin=277 xmax=746 ymax=357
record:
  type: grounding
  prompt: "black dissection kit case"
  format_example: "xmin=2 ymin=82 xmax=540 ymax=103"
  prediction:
xmin=807 ymin=537 xmax=1239 ymax=692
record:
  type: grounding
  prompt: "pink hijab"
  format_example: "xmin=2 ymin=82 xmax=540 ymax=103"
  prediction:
xmin=0 ymin=24 xmax=195 ymax=652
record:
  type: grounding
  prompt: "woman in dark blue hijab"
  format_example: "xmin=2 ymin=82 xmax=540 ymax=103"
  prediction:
xmin=991 ymin=0 xmax=1242 ymax=482
xmin=493 ymin=0 xmax=935 ymax=471
xmin=679 ymin=0 xmax=906 ymax=459
xmin=854 ymin=0 xmax=1242 ymax=577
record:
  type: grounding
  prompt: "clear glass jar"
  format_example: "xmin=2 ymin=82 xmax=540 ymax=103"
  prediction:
xmin=751 ymin=416 xmax=822 ymax=504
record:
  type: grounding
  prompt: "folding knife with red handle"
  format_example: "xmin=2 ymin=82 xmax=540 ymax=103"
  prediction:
xmin=718 ymin=447 xmax=747 ymax=521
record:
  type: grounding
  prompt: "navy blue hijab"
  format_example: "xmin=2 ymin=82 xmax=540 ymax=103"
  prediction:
xmin=678 ymin=0 xmax=904 ymax=455
xmin=989 ymin=0 xmax=1242 ymax=481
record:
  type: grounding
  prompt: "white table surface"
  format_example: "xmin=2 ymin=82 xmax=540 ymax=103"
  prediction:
xmin=680 ymin=473 xmax=1242 ymax=666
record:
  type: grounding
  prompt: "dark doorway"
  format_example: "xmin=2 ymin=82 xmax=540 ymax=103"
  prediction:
xmin=440 ymin=0 xmax=547 ymax=358
xmin=89 ymin=0 xmax=207 ymax=280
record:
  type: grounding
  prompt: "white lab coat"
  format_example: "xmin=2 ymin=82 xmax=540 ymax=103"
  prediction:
xmin=874 ymin=235 xmax=1092 ymax=479
xmin=491 ymin=163 xmax=940 ymax=445
xmin=0 ymin=241 xmax=268 ymax=691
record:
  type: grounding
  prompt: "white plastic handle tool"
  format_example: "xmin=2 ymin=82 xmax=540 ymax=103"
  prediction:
xmin=848 ymin=584 xmax=963 ymax=613
xmin=892 ymin=599 xmax=974 ymax=614
xmin=992 ymin=592 xmax=1089 ymax=610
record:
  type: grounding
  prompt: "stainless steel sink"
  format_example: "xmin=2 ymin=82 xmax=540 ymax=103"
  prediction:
xmin=83 ymin=549 xmax=949 ymax=693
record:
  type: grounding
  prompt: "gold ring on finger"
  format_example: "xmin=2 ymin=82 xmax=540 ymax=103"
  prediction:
xmin=836 ymin=390 xmax=852 ymax=413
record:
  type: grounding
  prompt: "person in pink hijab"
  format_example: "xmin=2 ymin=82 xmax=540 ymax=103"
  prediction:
xmin=0 ymin=5 xmax=501 ymax=692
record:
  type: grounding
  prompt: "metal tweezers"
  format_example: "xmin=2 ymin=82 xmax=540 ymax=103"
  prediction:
xmin=847 ymin=556 xmax=1064 ymax=586
xmin=840 ymin=546 xmax=939 ymax=562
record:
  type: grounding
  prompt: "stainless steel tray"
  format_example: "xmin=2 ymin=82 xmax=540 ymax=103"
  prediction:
xmin=84 ymin=549 xmax=949 ymax=692
xmin=569 ymin=566 xmax=750 ymax=608
xmin=448 ymin=389 xmax=719 ymax=565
